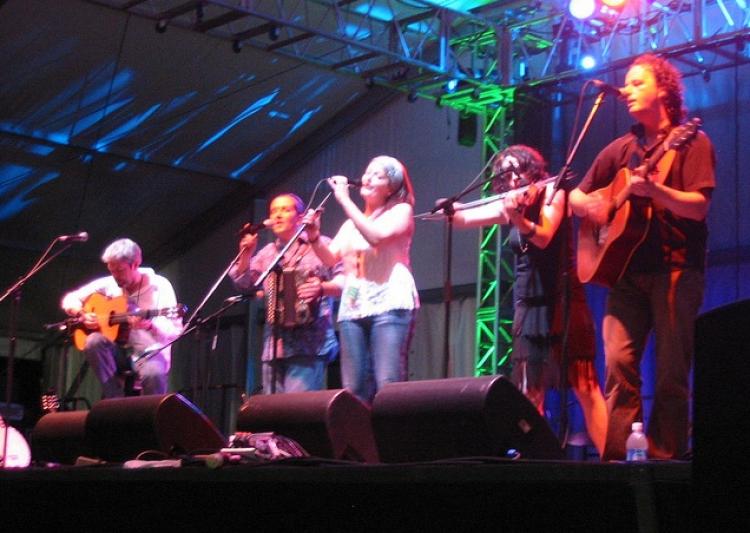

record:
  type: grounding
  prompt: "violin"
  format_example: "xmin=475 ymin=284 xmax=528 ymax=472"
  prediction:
xmin=507 ymin=178 xmax=542 ymax=214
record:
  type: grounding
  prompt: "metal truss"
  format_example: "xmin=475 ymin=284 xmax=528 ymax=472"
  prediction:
xmin=473 ymin=98 xmax=515 ymax=377
xmin=88 ymin=0 xmax=510 ymax=113
xmin=88 ymin=1 xmax=750 ymax=113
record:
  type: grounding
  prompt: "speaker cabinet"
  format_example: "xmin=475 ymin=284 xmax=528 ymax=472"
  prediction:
xmin=31 ymin=393 xmax=226 ymax=464
xmin=694 ymin=298 xmax=750 ymax=517
xmin=86 ymin=394 xmax=226 ymax=462
xmin=31 ymin=410 xmax=90 ymax=465
xmin=236 ymin=389 xmax=379 ymax=463
xmin=371 ymin=376 xmax=564 ymax=462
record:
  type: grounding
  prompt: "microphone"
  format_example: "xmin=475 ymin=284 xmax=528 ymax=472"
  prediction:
xmin=237 ymin=219 xmax=272 ymax=236
xmin=326 ymin=176 xmax=361 ymax=187
xmin=58 ymin=231 xmax=89 ymax=242
xmin=225 ymin=294 xmax=251 ymax=304
xmin=591 ymin=79 xmax=623 ymax=98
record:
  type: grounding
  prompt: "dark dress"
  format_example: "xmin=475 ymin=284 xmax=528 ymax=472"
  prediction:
xmin=509 ymin=189 xmax=595 ymax=389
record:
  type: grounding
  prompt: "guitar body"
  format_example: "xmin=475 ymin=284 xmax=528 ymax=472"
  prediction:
xmin=577 ymin=167 xmax=652 ymax=287
xmin=73 ymin=293 xmax=129 ymax=350
xmin=576 ymin=118 xmax=701 ymax=288
xmin=72 ymin=293 xmax=187 ymax=351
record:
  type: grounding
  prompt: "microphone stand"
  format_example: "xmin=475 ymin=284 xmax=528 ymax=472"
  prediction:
xmin=132 ymin=295 xmax=251 ymax=406
xmin=40 ymin=320 xmax=87 ymax=411
xmin=181 ymin=247 xmax=247 ymax=408
xmin=429 ymin=173 xmax=497 ymax=377
xmin=548 ymin=89 xmax=608 ymax=449
xmin=443 ymin=209 xmax=453 ymax=378
xmin=1 ymin=237 xmax=77 ymax=468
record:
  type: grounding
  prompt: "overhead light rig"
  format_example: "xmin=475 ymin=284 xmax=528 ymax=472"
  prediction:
xmin=88 ymin=1 xmax=750 ymax=113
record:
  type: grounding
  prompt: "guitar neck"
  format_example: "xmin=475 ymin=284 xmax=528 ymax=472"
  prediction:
xmin=109 ymin=309 xmax=155 ymax=324
xmin=641 ymin=119 xmax=700 ymax=177
xmin=642 ymin=143 xmax=669 ymax=177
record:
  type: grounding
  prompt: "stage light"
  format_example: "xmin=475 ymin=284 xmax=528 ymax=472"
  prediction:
xmin=569 ymin=0 xmax=596 ymax=20
xmin=269 ymin=25 xmax=280 ymax=41
xmin=232 ymin=40 xmax=242 ymax=53
xmin=407 ymin=89 xmax=418 ymax=103
xmin=519 ymin=60 xmax=530 ymax=82
xmin=155 ymin=19 xmax=168 ymax=33
xmin=580 ymin=54 xmax=597 ymax=70
xmin=444 ymin=78 xmax=459 ymax=94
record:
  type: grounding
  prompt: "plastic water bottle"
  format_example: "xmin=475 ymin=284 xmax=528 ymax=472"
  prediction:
xmin=625 ymin=422 xmax=648 ymax=462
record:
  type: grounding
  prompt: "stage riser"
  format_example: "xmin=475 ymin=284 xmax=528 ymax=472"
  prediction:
xmin=1 ymin=464 xmax=691 ymax=531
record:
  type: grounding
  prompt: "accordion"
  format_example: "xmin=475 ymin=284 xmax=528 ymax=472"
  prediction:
xmin=265 ymin=267 xmax=318 ymax=328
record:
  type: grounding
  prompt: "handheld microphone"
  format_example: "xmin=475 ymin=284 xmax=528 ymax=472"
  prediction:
xmin=591 ymin=79 xmax=623 ymax=98
xmin=58 ymin=231 xmax=89 ymax=243
xmin=237 ymin=219 xmax=272 ymax=236
xmin=326 ymin=176 xmax=361 ymax=187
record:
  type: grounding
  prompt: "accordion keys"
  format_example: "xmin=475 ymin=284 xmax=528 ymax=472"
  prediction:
xmin=266 ymin=267 xmax=317 ymax=327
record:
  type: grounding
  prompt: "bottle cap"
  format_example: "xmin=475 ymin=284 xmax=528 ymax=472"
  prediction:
xmin=632 ymin=422 xmax=643 ymax=432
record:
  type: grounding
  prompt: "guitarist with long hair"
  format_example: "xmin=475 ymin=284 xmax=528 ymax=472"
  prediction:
xmin=569 ymin=54 xmax=716 ymax=461
xmin=61 ymin=238 xmax=184 ymax=398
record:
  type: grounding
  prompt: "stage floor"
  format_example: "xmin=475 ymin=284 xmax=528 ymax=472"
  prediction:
xmin=2 ymin=459 xmax=691 ymax=531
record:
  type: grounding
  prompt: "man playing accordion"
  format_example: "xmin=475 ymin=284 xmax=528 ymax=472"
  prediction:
xmin=229 ymin=193 xmax=342 ymax=394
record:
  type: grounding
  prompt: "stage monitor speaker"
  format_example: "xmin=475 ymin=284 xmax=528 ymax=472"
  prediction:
xmin=85 ymin=393 xmax=226 ymax=462
xmin=694 ymin=299 xmax=750 ymax=491
xmin=236 ymin=389 xmax=379 ymax=463
xmin=31 ymin=410 xmax=91 ymax=465
xmin=371 ymin=375 xmax=564 ymax=462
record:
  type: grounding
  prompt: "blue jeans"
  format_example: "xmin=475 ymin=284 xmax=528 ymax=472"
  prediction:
xmin=84 ymin=332 xmax=168 ymax=398
xmin=338 ymin=309 xmax=415 ymax=404
xmin=262 ymin=355 xmax=327 ymax=394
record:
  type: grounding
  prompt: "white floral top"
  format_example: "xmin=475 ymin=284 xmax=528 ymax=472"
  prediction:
xmin=330 ymin=207 xmax=419 ymax=321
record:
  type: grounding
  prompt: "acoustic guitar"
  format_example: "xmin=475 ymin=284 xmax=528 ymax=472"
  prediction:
xmin=577 ymin=118 xmax=702 ymax=287
xmin=72 ymin=292 xmax=186 ymax=350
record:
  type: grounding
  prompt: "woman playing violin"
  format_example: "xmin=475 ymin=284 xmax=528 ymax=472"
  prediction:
xmin=444 ymin=144 xmax=607 ymax=456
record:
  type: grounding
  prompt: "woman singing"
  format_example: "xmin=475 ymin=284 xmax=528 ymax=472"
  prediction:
xmin=304 ymin=156 xmax=419 ymax=404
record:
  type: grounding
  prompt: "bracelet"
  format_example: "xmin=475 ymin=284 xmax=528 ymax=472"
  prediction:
xmin=520 ymin=222 xmax=536 ymax=239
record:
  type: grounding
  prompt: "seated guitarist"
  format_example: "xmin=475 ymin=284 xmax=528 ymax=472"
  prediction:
xmin=569 ymin=54 xmax=716 ymax=460
xmin=61 ymin=238 xmax=183 ymax=398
